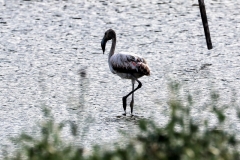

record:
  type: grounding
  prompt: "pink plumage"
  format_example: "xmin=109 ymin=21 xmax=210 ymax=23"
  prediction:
xmin=110 ymin=53 xmax=150 ymax=78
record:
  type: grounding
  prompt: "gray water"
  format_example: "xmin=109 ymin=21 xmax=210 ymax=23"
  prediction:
xmin=0 ymin=0 xmax=240 ymax=156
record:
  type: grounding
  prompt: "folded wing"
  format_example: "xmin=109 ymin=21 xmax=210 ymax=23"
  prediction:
xmin=110 ymin=53 xmax=150 ymax=76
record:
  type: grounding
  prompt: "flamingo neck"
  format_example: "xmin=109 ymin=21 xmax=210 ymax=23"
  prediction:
xmin=109 ymin=37 xmax=116 ymax=60
xmin=107 ymin=31 xmax=117 ymax=74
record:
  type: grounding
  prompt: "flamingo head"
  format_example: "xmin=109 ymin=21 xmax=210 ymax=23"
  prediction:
xmin=101 ymin=29 xmax=116 ymax=54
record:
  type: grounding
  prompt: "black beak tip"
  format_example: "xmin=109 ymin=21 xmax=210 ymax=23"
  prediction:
xmin=101 ymin=46 xmax=105 ymax=54
xmin=101 ymin=39 xmax=106 ymax=54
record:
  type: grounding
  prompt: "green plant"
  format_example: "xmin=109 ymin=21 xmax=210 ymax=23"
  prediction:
xmin=133 ymin=83 xmax=240 ymax=160
xmin=5 ymin=108 xmax=83 ymax=160
xmin=4 ymin=84 xmax=240 ymax=160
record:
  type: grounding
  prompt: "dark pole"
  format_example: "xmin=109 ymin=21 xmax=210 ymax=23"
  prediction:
xmin=198 ymin=0 xmax=212 ymax=50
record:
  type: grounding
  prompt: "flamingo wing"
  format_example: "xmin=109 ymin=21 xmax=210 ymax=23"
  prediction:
xmin=110 ymin=53 xmax=150 ymax=76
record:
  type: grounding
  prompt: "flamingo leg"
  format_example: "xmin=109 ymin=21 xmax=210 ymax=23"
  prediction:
xmin=122 ymin=77 xmax=142 ymax=116
xmin=130 ymin=79 xmax=135 ymax=115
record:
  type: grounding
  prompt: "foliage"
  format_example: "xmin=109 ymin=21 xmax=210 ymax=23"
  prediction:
xmin=134 ymin=91 xmax=239 ymax=160
xmin=4 ymin=108 xmax=83 ymax=160
xmin=4 ymin=84 xmax=240 ymax=160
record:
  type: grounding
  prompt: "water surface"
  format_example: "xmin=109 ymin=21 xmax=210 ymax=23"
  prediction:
xmin=0 ymin=0 xmax=240 ymax=156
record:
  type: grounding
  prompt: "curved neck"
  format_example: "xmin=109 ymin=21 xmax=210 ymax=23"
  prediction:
xmin=110 ymin=37 xmax=116 ymax=57
xmin=108 ymin=32 xmax=116 ymax=62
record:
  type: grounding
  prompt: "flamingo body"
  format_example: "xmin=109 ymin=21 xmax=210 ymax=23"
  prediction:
xmin=109 ymin=53 xmax=150 ymax=79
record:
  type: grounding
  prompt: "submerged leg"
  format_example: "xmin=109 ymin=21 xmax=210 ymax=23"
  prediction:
xmin=122 ymin=96 xmax=127 ymax=116
xmin=130 ymin=79 xmax=135 ymax=115
xmin=122 ymin=77 xmax=142 ymax=116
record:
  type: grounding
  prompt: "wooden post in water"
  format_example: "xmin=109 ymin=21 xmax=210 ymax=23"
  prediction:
xmin=198 ymin=0 xmax=212 ymax=50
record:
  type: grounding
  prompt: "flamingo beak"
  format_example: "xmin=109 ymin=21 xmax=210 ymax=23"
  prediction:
xmin=101 ymin=38 xmax=106 ymax=54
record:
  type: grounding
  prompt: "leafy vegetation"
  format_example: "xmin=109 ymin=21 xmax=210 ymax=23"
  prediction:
xmin=4 ymin=84 xmax=240 ymax=160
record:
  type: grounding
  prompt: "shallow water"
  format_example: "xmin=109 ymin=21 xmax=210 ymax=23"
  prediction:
xmin=0 ymin=0 xmax=240 ymax=156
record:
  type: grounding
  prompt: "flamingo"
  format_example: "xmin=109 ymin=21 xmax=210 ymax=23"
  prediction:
xmin=101 ymin=29 xmax=150 ymax=116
